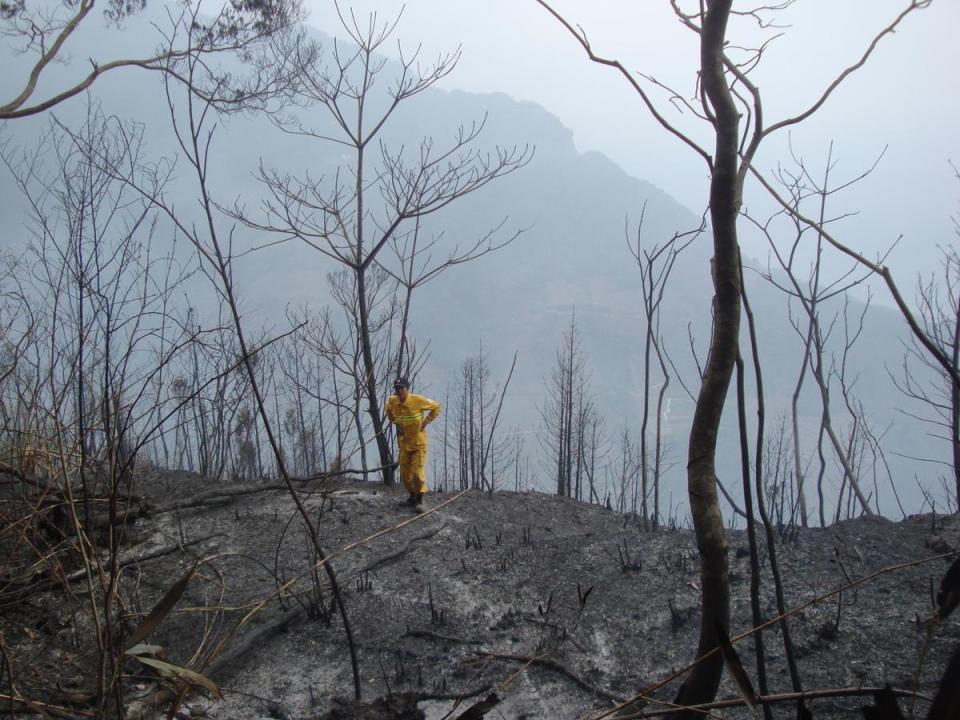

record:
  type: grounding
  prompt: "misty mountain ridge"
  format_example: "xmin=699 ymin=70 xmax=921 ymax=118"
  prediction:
xmin=0 ymin=7 xmax=946 ymax=519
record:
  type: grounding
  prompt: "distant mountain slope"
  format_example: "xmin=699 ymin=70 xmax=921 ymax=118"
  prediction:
xmin=0 ymin=9 xmax=946 ymax=515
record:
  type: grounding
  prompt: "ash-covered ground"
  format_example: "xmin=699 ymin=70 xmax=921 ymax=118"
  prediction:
xmin=4 ymin=469 xmax=959 ymax=719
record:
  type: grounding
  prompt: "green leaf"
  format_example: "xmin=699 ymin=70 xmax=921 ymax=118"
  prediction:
xmin=131 ymin=655 xmax=223 ymax=699
xmin=127 ymin=561 xmax=200 ymax=649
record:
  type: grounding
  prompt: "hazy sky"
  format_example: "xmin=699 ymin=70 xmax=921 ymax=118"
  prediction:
xmin=304 ymin=0 xmax=960 ymax=291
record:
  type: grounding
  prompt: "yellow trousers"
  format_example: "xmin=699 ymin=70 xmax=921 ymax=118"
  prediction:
xmin=398 ymin=445 xmax=428 ymax=494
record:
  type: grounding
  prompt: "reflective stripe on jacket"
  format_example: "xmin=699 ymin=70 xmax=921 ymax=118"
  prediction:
xmin=386 ymin=392 xmax=441 ymax=449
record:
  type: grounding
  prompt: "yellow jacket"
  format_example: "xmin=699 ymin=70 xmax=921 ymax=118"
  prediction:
xmin=386 ymin=392 xmax=441 ymax=449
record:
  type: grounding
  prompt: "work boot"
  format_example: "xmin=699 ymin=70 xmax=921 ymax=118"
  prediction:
xmin=398 ymin=492 xmax=416 ymax=508
xmin=413 ymin=493 xmax=425 ymax=511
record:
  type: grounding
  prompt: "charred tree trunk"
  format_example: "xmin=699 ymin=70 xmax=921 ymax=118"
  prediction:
xmin=952 ymin=291 xmax=960 ymax=509
xmin=674 ymin=0 xmax=735 ymax=711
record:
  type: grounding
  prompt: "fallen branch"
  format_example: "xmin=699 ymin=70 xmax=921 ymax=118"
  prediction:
xmin=65 ymin=534 xmax=218 ymax=583
xmin=0 ymin=535 xmax=216 ymax=608
xmin=419 ymin=684 xmax=492 ymax=702
xmin=290 ymin=462 xmax=398 ymax=483
xmin=617 ymin=685 xmax=933 ymax=719
xmin=0 ymin=692 xmax=97 ymax=718
xmin=205 ymin=607 xmax=306 ymax=678
xmin=151 ymin=484 xmax=290 ymax=515
xmin=404 ymin=629 xmax=483 ymax=646
xmin=479 ymin=651 xmax=625 ymax=705
xmin=148 ymin=475 xmax=391 ymax=516
xmin=363 ymin=524 xmax=448 ymax=573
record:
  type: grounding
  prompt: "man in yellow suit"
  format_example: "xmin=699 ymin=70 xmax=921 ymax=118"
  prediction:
xmin=386 ymin=377 xmax=441 ymax=510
